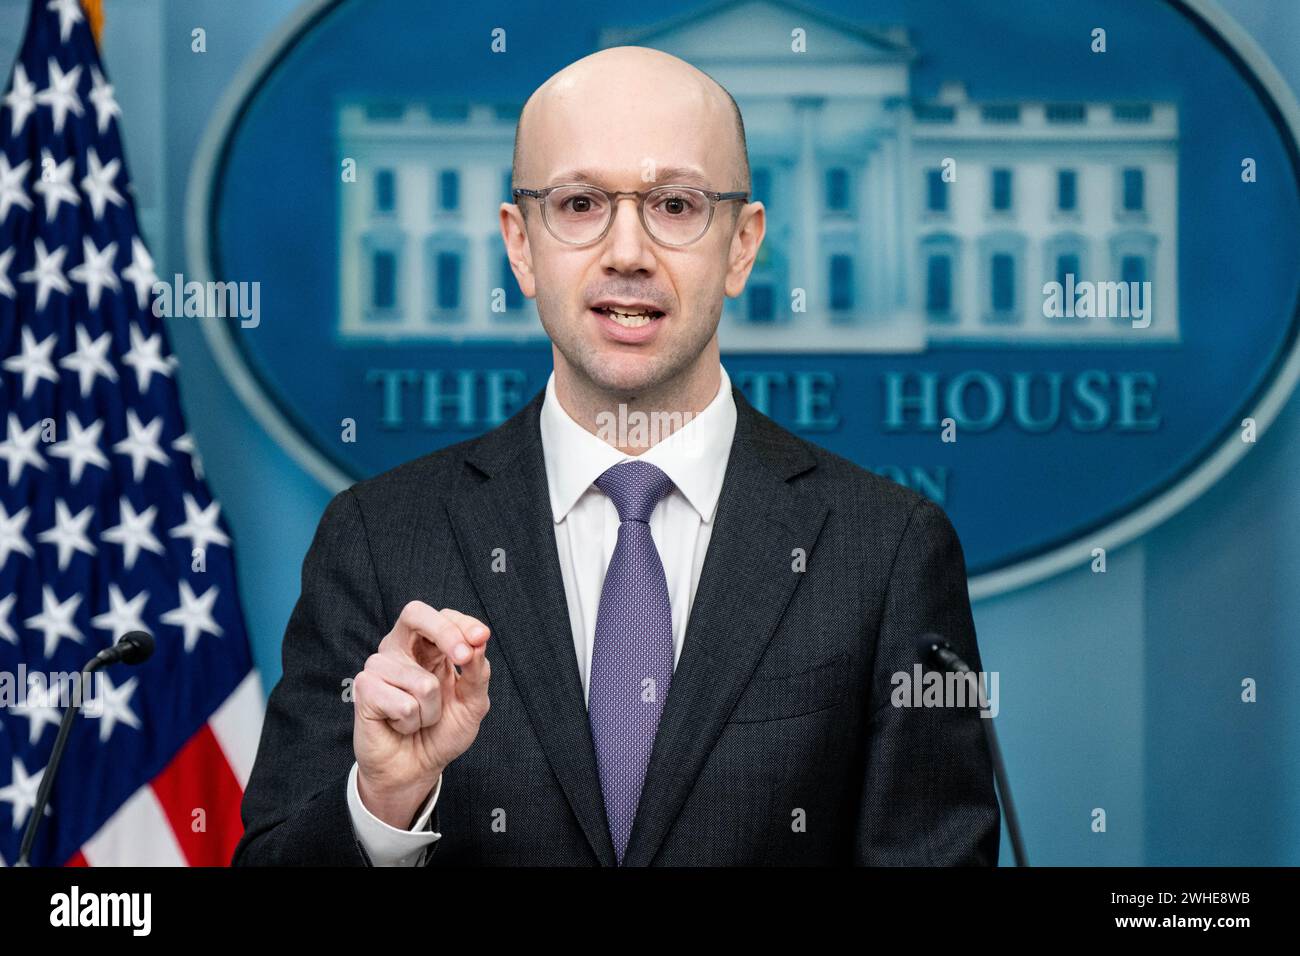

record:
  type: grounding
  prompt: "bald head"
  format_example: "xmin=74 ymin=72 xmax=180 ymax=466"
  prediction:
xmin=511 ymin=46 xmax=750 ymax=208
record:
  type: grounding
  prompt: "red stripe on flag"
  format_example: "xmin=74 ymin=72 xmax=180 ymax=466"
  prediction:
xmin=65 ymin=850 xmax=89 ymax=867
xmin=150 ymin=724 xmax=246 ymax=866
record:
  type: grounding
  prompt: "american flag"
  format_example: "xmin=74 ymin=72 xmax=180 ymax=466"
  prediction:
xmin=0 ymin=0 xmax=262 ymax=866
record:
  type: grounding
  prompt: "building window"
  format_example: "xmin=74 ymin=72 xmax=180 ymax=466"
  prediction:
xmin=361 ymin=228 xmax=405 ymax=324
xmin=1122 ymin=168 xmax=1145 ymax=212
xmin=914 ymin=103 xmax=956 ymax=123
xmin=748 ymin=284 xmax=775 ymax=322
xmin=921 ymin=233 xmax=960 ymax=325
xmin=1046 ymin=103 xmax=1086 ymax=123
xmin=926 ymin=169 xmax=948 ymax=212
xmin=424 ymin=234 xmax=467 ymax=321
xmin=753 ymin=167 xmax=771 ymax=207
xmin=372 ymin=250 xmax=396 ymax=310
xmin=1057 ymin=170 xmax=1077 ymax=211
xmin=439 ymin=169 xmax=460 ymax=211
xmin=375 ymin=169 xmax=395 ymax=213
xmin=829 ymin=255 xmax=854 ymax=311
xmin=436 ymin=252 xmax=460 ymax=310
xmin=1121 ymin=254 xmax=1146 ymax=286
xmin=1044 ymin=233 xmax=1089 ymax=321
xmin=1056 ymin=252 xmax=1080 ymax=290
xmin=981 ymin=104 xmax=1020 ymax=123
xmin=1108 ymin=230 xmax=1158 ymax=323
xmin=979 ymin=233 xmax=1024 ymax=323
xmin=991 ymin=253 xmax=1016 ymax=314
xmin=926 ymin=254 xmax=952 ymax=316
xmin=991 ymin=169 xmax=1013 ymax=211
xmin=1113 ymin=103 xmax=1153 ymax=123
xmin=826 ymin=167 xmax=850 ymax=212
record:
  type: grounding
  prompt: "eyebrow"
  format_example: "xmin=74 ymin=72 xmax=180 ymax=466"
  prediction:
xmin=547 ymin=166 xmax=713 ymax=188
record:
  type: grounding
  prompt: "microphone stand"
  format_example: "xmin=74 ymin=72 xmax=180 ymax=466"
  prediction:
xmin=16 ymin=631 xmax=155 ymax=866
xmin=924 ymin=636 xmax=1029 ymax=867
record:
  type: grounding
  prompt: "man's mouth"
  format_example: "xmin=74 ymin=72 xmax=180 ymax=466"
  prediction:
xmin=591 ymin=305 xmax=666 ymax=329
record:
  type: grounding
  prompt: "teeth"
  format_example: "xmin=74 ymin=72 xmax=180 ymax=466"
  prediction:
xmin=599 ymin=307 xmax=659 ymax=328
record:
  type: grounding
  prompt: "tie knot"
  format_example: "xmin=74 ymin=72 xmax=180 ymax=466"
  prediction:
xmin=594 ymin=460 xmax=675 ymax=524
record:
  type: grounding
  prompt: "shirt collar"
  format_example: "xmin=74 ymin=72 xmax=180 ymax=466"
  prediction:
xmin=539 ymin=363 xmax=737 ymax=524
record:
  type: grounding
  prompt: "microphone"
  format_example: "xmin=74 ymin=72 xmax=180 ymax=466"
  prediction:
xmin=87 ymin=629 xmax=155 ymax=670
xmin=918 ymin=633 xmax=1029 ymax=867
xmin=15 ymin=631 xmax=156 ymax=867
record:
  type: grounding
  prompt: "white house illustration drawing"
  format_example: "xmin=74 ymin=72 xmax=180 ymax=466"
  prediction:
xmin=336 ymin=0 xmax=1179 ymax=351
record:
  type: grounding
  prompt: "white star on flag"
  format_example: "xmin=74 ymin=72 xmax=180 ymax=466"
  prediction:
xmin=36 ymin=499 xmax=96 ymax=571
xmin=0 ymin=155 xmax=33 ymax=223
xmin=2 ymin=62 xmax=36 ymax=136
xmin=58 ymin=326 xmax=119 ymax=398
xmin=32 ymin=148 xmax=79 ymax=221
xmin=100 ymin=496 xmax=165 ymax=570
xmin=2 ymin=326 xmax=59 ymax=397
xmin=0 ymin=413 xmax=50 ymax=484
xmin=23 ymin=586 xmax=84 ymax=659
xmin=170 ymin=493 xmax=231 ymax=554
xmin=80 ymin=148 xmax=125 ymax=221
xmin=45 ymin=0 xmax=84 ymax=43
xmin=68 ymin=236 xmax=120 ymax=308
xmin=48 ymin=411 xmax=109 ymax=482
xmin=162 ymin=581 xmax=224 ymax=652
xmin=0 ymin=758 xmax=48 ymax=831
xmin=120 ymin=236 xmax=158 ymax=311
xmin=122 ymin=324 xmax=174 ymax=391
xmin=0 ymin=505 xmax=35 ymax=569
xmin=91 ymin=584 xmax=151 ymax=641
xmin=112 ymin=408 xmax=170 ymax=481
xmin=9 ymin=688 xmax=63 ymax=746
xmin=17 ymin=237 xmax=70 ymax=311
xmin=34 ymin=58 xmax=82 ymax=134
xmin=86 ymin=674 xmax=142 ymax=743
xmin=87 ymin=65 xmax=121 ymax=135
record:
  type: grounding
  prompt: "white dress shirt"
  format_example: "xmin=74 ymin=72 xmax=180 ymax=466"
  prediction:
xmin=347 ymin=363 xmax=738 ymax=865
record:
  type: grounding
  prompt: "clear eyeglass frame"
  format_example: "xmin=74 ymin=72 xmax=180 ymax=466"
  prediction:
xmin=511 ymin=182 xmax=750 ymax=247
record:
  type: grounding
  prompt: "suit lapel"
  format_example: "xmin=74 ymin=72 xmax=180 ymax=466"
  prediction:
xmin=446 ymin=383 xmax=828 ymax=867
xmin=446 ymin=389 xmax=618 ymax=866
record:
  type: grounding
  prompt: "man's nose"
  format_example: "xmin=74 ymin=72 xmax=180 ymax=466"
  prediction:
xmin=601 ymin=195 xmax=656 ymax=270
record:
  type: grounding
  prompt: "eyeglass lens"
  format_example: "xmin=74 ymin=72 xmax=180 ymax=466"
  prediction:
xmin=543 ymin=185 xmax=711 ymax=244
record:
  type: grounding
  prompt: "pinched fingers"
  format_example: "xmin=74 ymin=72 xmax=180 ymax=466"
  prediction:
xmin=382 ymin=601 xmax=488 ymax=668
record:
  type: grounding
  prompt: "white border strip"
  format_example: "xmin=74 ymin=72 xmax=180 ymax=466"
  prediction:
xmin=208 ymin=671 xmax=265 ymax=790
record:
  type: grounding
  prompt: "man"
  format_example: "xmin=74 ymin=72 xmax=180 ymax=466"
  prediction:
xmin=234 ymin=45 xmax=1000 ymax=866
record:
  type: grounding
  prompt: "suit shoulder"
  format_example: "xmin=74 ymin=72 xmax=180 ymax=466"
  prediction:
xmin=746 ymin=404 xmax=930 ymax=524
xmin=337 ymin=432 xmax=484 ymax=518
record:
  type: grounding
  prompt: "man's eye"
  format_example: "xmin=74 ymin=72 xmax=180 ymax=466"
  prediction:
xmin=560 ymin=193 xmax=603 ymax=213
xmin=657 ymin=194 xmax=695 ymax=215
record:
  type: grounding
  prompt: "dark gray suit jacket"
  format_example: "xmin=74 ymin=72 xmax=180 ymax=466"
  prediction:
xmin=233 ymin=384 xmax=1000 ymax=866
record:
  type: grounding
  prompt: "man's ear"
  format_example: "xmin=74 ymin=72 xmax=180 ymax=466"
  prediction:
xmin=499 ymin=202 xmax=537 ymax=299
xmin=723 ymin=202 xmax=766 ymax=299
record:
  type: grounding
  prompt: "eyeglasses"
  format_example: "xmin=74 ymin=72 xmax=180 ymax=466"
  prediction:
xmin=511 ymin=182 xmax=749 ymax=247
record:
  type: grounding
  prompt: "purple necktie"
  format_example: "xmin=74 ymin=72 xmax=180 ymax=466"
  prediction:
xmin=588 ymin=459 xmax=676 ymax=864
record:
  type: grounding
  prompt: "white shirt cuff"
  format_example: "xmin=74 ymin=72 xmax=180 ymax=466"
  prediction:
xmin=346 ymin=761 xmax=442 ymax=866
